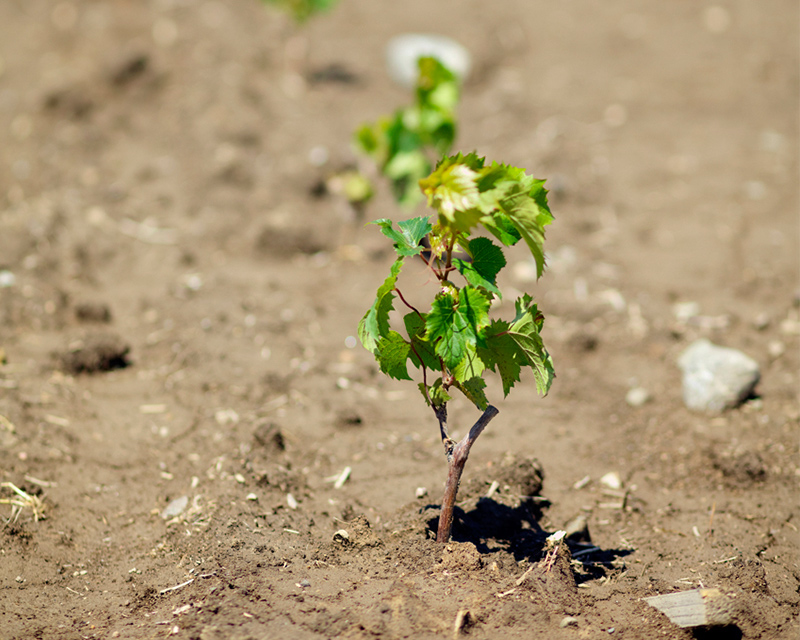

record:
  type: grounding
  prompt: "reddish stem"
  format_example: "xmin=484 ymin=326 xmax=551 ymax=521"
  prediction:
xmin=435 ymin=405 xmax=499 ymax=543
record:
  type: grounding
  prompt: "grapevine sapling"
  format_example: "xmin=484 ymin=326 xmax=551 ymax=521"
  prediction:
xmin=358 ymin=152 xmax=555 ymax=543
xmin=260 ymin=0 xmax=338 ymax=23
xmin=355 ymin=56 xmax=460 ymax=208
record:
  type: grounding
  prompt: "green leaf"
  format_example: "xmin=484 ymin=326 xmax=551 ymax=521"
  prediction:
xmin=425 ymin=292 xmax=465 ymax=369
xmin=478 ymin=320 xmax=522 ymax=396
xmin=354 ymin=122 xmax=380 ymax=156
xmin=404 ymin=312 xmax=440 ymax=371
xmin=453 ymin=343 xmax=487 ymax=381
xmin=453 ymin=376 xmax=489 ymax=410
xmin=419 ymin=153 xmax=486 ymax=231
xmin=453 ymin=237 xmax=506 ymax=297
xmin=417 ymin=57 xmax=459 ymax=112
xmin=425 ymin=287 xmax=491 ymax=369
xmin=476 ymin=296 xmax=555 ymax=398
xmin=507 ymin=296 xmax=555 ymax=395
xmin=376 ymin=331 xmax=413 ymax=380
xmin=372 ymin=217 xmax=432 ymax=257
xmin=480 ymin=211 xmax=522 ymax=247
xmin=358 ymin=258 xmax=403 ymax=354
xmin=420 ymin=162 xmax=480 ymax=220
xmin=497 ymin=180 xmax=554 ymax=279
xmin=419 ymin=378 xmax=451 ymax=408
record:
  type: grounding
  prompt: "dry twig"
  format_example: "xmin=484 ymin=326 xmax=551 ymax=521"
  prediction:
xmin=0 ymin=482 xmax=45 ymax=524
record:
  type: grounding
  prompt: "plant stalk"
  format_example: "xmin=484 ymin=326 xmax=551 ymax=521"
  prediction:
xmin=436 ymin=405 xmax=499 ymax=543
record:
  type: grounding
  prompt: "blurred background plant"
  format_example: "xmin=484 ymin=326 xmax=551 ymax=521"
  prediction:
xmin=354 ymin=57 xmax=460 ymax=208
xmin=259 ymin=0 xmax=338 ymax=23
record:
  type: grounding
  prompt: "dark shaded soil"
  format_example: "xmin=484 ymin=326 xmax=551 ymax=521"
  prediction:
xmin=1 ymin=1 xmax=798 ymax=638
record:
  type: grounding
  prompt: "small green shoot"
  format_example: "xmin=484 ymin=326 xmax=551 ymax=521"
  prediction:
xmin=355 ymin=57 xmax=460 ymax=208
xmin=259 ymin=0 xmax=337 ymax=23
xmin=359 ymin=152 xmax=555 ymax=542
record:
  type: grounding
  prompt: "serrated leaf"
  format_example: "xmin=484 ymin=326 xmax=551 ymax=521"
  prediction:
xmin=453 ymin=236 xmax=506 ymax=296
xmin=425 ymin=292 xmax=466 ymax=369
xmin=404 ymin=312 xmax=440 ymax=371
xmin=507 ymin=297 xmax=555 ymax=396
xmin=425 ymin=287 xmax=491 ymax=369
xmin=453 ymin=376 xmax=489 ymax=410
xmin=498 ymin=180 xmax=554 ymax=279
xmin=419 ymin=378 xmax=451 ymax=408
xmin=372 ymin=217 xmax=432 ymax=257
xmin=358 ymin=258 xmax=403 ymax=354
xmin=478 ymin=320 xmax=522 ymax=396
xmin=419 ymin=154 xmax=484 ymax=226
xmin=431 ymin=163 xmax=480 ymax=218
xmin=482 ymin=211 xmax=522 ymax=247
xmin=376 ymin=331 xmax=413 ymax=380
xmin=453 ymin=343 xmax=487 ymax=381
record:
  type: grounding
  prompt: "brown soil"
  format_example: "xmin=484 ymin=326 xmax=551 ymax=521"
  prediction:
xmin=1 ymin=1 xmax=798 ymax=639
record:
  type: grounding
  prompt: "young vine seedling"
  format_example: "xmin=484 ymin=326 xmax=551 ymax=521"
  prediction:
xmin=355 ymin=57 xmax=460 ymax=208
xmin=260 ymin=0 xmax=337 ymax=23
xmin=359 ymin=152 xmax=555 ymax=543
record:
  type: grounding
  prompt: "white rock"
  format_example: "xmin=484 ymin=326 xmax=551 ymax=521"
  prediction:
xmin=626 ymin=387 xmax=651 ymax=407
xmin=0 ymin=270 xmax=16 ymax=288
xmin=677 ymin=339 xmax=760 ymax=412
xmin=600 ymin=471 xmax=622 ymax=490
xmin=161 ymin=495 xmax=189 ymax=519
xmin=673 ymin=301 xmax=700 ymax=323
xmin=386 ymin=34 xmax=471 ymax=89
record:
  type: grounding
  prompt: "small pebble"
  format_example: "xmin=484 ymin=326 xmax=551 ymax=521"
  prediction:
xmin=678 ymin=339 xmax=760 ymax=412
xmin=333 ymin=529 xmax=350 ymax=543
xmin=573 ymin=475 xmax=591 ymax=490
xmin=564 ymin=514 xmax=591 ymax=542
xmin=0 ymin=270 xmax=17 ymax=288
xmin=625 ymin=387 xmax=651 ymax=407
xmin=215 ymin=409 xmax=239 ymax=426
xmin=600 ymin=471 xmax=622 ymax=490
xmin=673 ymin=301 xmax=700 ymax=323
xmin=753 ymin=312 xmax=771 ymax=330
xmin=560 ymin=616 xmax=579 ymax=628
xmin=161 ymin=495 xmax=189 ymax=519
xmin=768 ymin=340 xmax=785 ymax=359
xmin=415 ymin=487 xmax=428 ymax=499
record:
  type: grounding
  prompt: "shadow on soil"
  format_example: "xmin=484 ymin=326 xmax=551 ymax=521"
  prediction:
xmin=425 ymin=496 xmax=633 ymax=582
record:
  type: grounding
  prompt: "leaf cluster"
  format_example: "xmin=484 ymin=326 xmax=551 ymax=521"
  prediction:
xmin=355 ymin=57 xmax=460 ymax=208
xmin=359 ymin=153 xmax=555 ymax=410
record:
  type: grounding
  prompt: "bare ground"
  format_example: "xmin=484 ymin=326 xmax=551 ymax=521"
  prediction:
xmin=0 ymin=1 xmax=798 ymax=639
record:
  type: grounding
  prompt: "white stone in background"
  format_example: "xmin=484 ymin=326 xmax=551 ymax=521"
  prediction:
xmin=161 ymin=495 xmax=188 ymax=520
xmin=673 ymin=301 xmax=700 ymax=323
xmin=677 ymin=339 xmax=760 ymax=412
xmin=626 ymin=387 xmax=651 ymax=407
xmin=600 ymin=471 xmax=622 ymax=490
xmin=386 ymin=34 xmax=471 ymax=88
xmin=0 ymin=270 xmax=16 ymax=288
